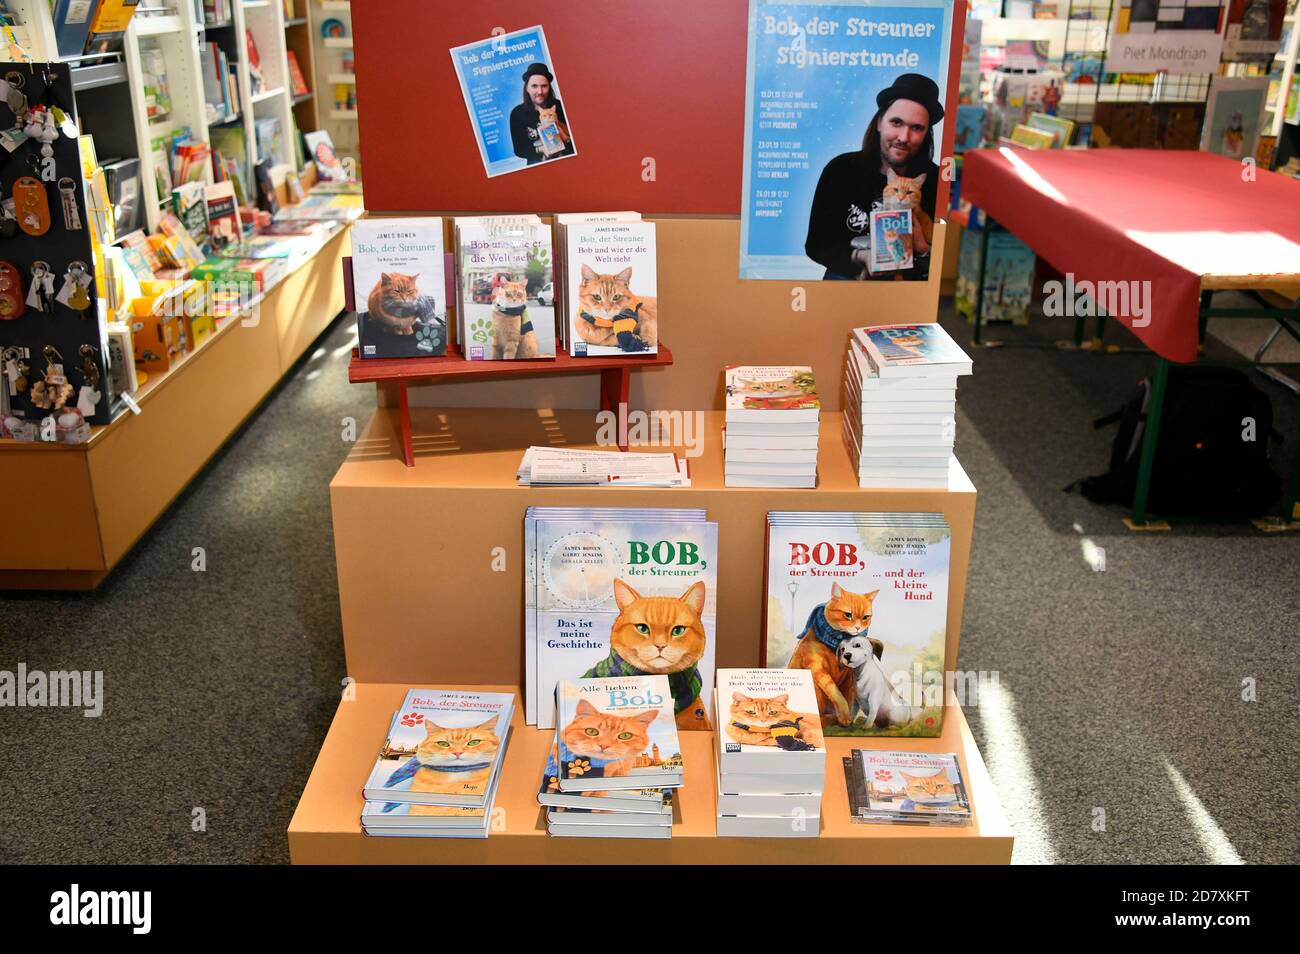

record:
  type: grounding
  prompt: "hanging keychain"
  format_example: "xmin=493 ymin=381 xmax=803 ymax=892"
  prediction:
xmin=14 ymin=174 xmax=50 ymax=234
xmin=58 ymin=177 xmax=81 ymax=231
xmin=29 ymin=345 xmax=73 ymax=411
xmin=3 ymin=346 xmax=28 ymax=397
xmin=57 ymin=260 xmax=91 ymax=312
xmin=26 ymin=260 xmax=53 ymax=312
xmin=76 ymin=343 xmax=101 ymax=416
xmin=0 ymin=185 xmax=17 ymax=239
xmin=0 ymin=260 xmax=25 ymax=318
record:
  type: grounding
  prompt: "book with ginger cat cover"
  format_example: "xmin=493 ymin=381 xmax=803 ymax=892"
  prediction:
xmin=555 ymin=676 xmax=684 ymax=792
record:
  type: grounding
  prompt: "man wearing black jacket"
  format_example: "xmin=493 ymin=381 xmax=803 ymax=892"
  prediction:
xmin=805 ymin=73 xmax=943 ymax=280
xmin=509 ymin=62 xmax=575 ymax=164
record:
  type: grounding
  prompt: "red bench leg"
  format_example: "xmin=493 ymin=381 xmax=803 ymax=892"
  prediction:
xmin=600 ymin=367 xmax=631 ymax=451
xmin=397 ymin=381 xmax=415 ymax=467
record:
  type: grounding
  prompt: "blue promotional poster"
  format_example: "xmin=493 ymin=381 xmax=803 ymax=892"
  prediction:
xmin=740 ymin=0 xmax=954 ymax=281
xmin=450 ymin=25 xmax=577 ymax=178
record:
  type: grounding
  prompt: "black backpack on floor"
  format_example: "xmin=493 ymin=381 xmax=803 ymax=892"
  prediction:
xmin=1079 ymin=366 xmax=1281 ymax=516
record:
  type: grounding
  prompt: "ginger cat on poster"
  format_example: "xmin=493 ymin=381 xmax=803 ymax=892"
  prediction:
xmin=537 ymin=104 xmax=570 ymax=145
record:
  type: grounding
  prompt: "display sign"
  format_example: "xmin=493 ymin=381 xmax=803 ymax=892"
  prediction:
xmin=1104 ymin=0 xmax=1227 ymax=74
xmin=739 ymin=0 xmax=954 ymax=280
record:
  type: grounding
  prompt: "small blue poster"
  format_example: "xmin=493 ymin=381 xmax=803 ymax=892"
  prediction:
xmin=739 ymin=0 xmax=953 ymax=280
xmin=450 ymin=24 xmax=578 ymax=178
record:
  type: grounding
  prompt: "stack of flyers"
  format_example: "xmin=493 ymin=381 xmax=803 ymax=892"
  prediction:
xmin=523 ymin=507 xmax=718 ymax=732
xmin=516 ymin=446 xmax=690 ymax=487
xmin=844 ymin=750 xmax=972 ymax=826
xmin=361 ymin=689 xmax=515 ymax=838
xmin=538 ymin=676 xmax=683 ymax=839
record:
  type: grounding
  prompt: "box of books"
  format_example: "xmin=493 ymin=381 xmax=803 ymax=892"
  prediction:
xmin=530 ymin=508 xmax=717 ymax=731
xmin=715 ymin=668 xmax=825 ymax=778
xmin=764 ymin=512 xmax=950 ymax=737
xmin=453 ymin=215 xmax=555 ymax=360
xmin=362 ymin=689 xmax=514 ymax=807
xmin=565 ymin=220 xmax=657 ymax=357
xmin=845 ymin=750 xmax=972 ymax=825
xmin=353 ymin=217 xmax=448 ymax=359
xmin=555 ymin=676 xmax=684 ymax=791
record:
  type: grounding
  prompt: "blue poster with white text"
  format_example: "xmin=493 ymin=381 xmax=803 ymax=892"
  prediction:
xmin=450 ymin=24 xmax=578 ymax=178
xmin=740 ymin=0 xmax=953 ymax=280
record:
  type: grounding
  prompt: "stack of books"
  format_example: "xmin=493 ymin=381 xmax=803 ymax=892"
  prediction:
xmin=538 ymin=676 xmax=683 ymax=839
xmin=843 ymin=324 xmax=972 ymax=489
xmin=516 ymin=446 xmax=690 ymax=487
xmin=844 ymin=750 xmax=973 ymax=826
xmin=714 ymin=669 xmax=825 ymax=837
xmin=723 ymin=366 xmax=821 ymax=488
xmin=360 ymin=689 xmax=514 ymax=839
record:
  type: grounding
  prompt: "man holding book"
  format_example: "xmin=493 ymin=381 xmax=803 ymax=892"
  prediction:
xmin=804 ymin=73 xmax=943 ymax=281
xmin=509 ymin=62 xmax=575 ymax=164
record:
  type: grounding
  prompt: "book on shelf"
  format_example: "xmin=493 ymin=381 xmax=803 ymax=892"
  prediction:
xmin=537 ymin=744 xmax=671 ymax=813
xmin=351 ymin=216 xmax=448 ymax=359
xmin=362 ymin=689 xmax=514 ymax=808
xmin=763 ymin=511 xmax=951 ymax=737
xmin=554 ymin=676 xmax=684 ymax=792
xmin=724 ymin=365 xmax=820 ymax=487
xmin=715 ymin=668 xmax=827 ymax=778
xmin=1027 ymin=112 xmax=1074 ymax=148
xmin=204 ymin=181 xmax=242 ymax=252
xmin=361 ymin=749 xmax=506 ymax=838
xmin=548 ymin=796 xmax=673 ymax=827
xmin=546 ymin=821 xmax=672 ymax=839
xmin=52 ymin=0 xmax=97 ymax=59
xmin=84 ymin=0 xmax=140 ymax=55
xmin=724 ymin=366 xmax=820 ymax=424
xmin=564 ymin=219 xmax=657 ymax=357
xmin=452 ymin=215 xmax=556 ymax=360
xmin=171 ymin=182 xmax=209 ymax=255
xmin=844 ymin=750 xmax=972 ymax=826
xmin=286 ymin=50 xmax=310 ymax=97
xmin=139 ymin=41 xmax=171 ymax=121
xmin=527 ymin=507 xmax=718 ymax=731
xmin=552 ymin=212 xmax=641 ymax=351
xmin=245 ymin=27 xmax=264 ymax=95
xmin=852 ymin=323 xmax=973 ymax=379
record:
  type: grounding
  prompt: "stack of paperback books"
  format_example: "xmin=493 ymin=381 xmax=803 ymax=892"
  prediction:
xmin=360 ymin=689 xmax=514 ymax=838
xmin=524 ymin=506 xmax=718 ymax=733
xmin=714 ymin=669 xmax=825 ymax=837
xmin=537 ymin=676 xmax=683 ymax=838
xmin=723 ymin=366 xmax=821 ymax=488
xmin=516 ymin=446 xmax=690 ymax=487
xmin=843 ymin=324 xmax=972 ymax=488
xmin=844 ymin=750 xmax=972 ymax=826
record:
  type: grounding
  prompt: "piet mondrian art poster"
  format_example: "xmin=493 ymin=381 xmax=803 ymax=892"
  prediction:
xmin=1106 ymin=0 xmax=1227 ymax=73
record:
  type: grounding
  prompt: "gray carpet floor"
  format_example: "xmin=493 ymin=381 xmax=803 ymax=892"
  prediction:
xmin=0 ymin=301 xmax=1295 ymax=865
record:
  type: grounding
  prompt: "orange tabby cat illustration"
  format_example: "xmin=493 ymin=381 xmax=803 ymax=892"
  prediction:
xmin=787 ymin=582 xmax=880 ymax=726
xmin=367 ymin=272 xmax=421 ymax=335
xmin=724 ymin=692 xmax=824 ymax=748
xmin=561 ymin=698 xmax=657 ymax=777
xmin=490 ymin=280 xmax=539 ymax=359
xmin=900 ymin=769 xmax=959 ymax=812
xmin=582 ymin=579 xmax=711 ymax=730
xmin=881 ymin=168 xmax=931 ymax=253
xmin=574 ymin=265 xmax=657 ymax=353
xmin=401 ymin=718 xmax=499 ymax=816
xmin=537 ymin=104 xmax=570 ymax=145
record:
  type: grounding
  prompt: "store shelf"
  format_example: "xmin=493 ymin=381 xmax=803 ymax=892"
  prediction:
xmin=330 ymin=109 xmax=359 ymax=120
xmin=250 ymin=86 xmax=286 ymax=104
xmin=320 ymin=0 xmax=352 ymax=10
xmin=292 ymin=92 xmax=314 ymax=106
xmin=71 ymin=61 xmax=129 ymax=91
xmin=285 ymin=17 xmax=308 ymax=27
xmin=323 ymin=37 xmax=353 ymax=48
xmin=288 ymin=684 xmax=1011 ymax=864
xmin=243 ymin=0 xmax=272 ymax=8
xmin=349 ymin=345 xmax=674 ymax=386
xmin=134 ymin=14 xmax=185 ymax=36
xmin=327 ymin=73 xmax=356 ymax=84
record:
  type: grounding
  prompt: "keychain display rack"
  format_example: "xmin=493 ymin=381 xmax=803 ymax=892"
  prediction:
xmin=0 ymin=62 xmax=111 ymax=427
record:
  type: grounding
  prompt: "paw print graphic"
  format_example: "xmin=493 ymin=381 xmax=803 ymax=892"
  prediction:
xmin=566 ymin=758 xmax=592 ymax=777
xmin=874 ymin=769 xmax=893 ymax=782
xmin=400 ymin=712 xmax=424 ymax=728
xmin=415 ymin=322 xmax=442 ymax=354
xmin=546 ymin=775 xmax=559 ymax=793
xmin=470 ymin=318 xmax=492 ymax=344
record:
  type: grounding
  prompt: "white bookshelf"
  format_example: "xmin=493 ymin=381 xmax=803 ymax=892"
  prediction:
xmin=309 ymin=0 xmax=358 ymax=164
xmin=1266 ymin=13 xmax=1300 ymax=135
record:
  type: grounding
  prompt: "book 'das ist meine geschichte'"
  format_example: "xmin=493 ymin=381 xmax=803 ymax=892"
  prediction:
xmin=565 ymin=219 xmax=658 ymax=357
xmin=351 ymin=217 xmax=447 ymax=360
xmin=554 ymin=676 xmax=684 ymax=793
xmin=363 ymin=689 xmax=514 ymax=808
xmin=764 ymin=511 xmax=951 ymax=738
xmin=526 ymin=507 xmax=718 ymax=733
xmin=453 ymin=215 xmax=556 ymax=360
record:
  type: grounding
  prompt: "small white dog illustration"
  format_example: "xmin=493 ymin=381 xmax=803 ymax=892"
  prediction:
xmin=836 ymin=635 xmax=914 ymax=728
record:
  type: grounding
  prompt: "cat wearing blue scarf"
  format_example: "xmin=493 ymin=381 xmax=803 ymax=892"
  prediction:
xmin=788 ymin=582 xmax=880 ymax=726
xmin=560 ymin=698 xmax=657 ymax=779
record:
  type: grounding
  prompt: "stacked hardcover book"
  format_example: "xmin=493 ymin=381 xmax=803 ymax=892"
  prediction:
xmin=723 ymin=366 xmax=821 ymax=488
xmin=360 ymin=689 xmax=515 ymax=838
xmin=516 ymin=446 xmax=690 ymax=487
xmin=844 ymin=750 xmax=972 ymax=826
xmin=524 ymin=506 xmax=718 ymax=733
xmin=538 ymin=676 xmax=683 ymax=838
xmin=714 ymin=669 xmax=825 ymax=837
xmin=843 ymin=324 xmax=972 ymax=489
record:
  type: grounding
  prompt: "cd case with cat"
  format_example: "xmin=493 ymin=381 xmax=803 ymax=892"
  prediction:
xmin=715 ymin=668 xmax=825 ymax=778
xmin=844 ymin=751 xmax=971 ymax=825
xmin=352 ymin=217 xmax=448 ymax=359
xmin=362 ymin=689 xmax=515 ymax=807
xmin=554 ymin=676 xmax=684 ymax=792
xmin=565 ymin=221 xmax=658 ymax=357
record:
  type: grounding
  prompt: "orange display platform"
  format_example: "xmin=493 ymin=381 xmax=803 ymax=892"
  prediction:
xmin=288 ymin=682 xmax=1012 ymax=865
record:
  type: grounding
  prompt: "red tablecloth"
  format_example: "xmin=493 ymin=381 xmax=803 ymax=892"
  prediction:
xmin=961 ymin=148 xmax=1300 ymax=363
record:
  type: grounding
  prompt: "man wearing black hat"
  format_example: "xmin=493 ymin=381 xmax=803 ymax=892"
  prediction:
xmin=510 ymin=62 xmax=575 ymax=164
xmin=805 ymin=73 xmax=944 ymax=280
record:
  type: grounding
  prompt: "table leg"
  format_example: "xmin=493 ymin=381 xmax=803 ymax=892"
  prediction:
xmin=1129 ymin=358 xmax=1170 ymax=528
xmin=397 ymin=380 xmax=415 ymax=467
xmin=600 ymin=367 xmax=631 ymax=451
xmin=972 ymin=228 xmax=988 ymax=346
xmin=1198 ymin=290 xmax=1212 ymax=350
